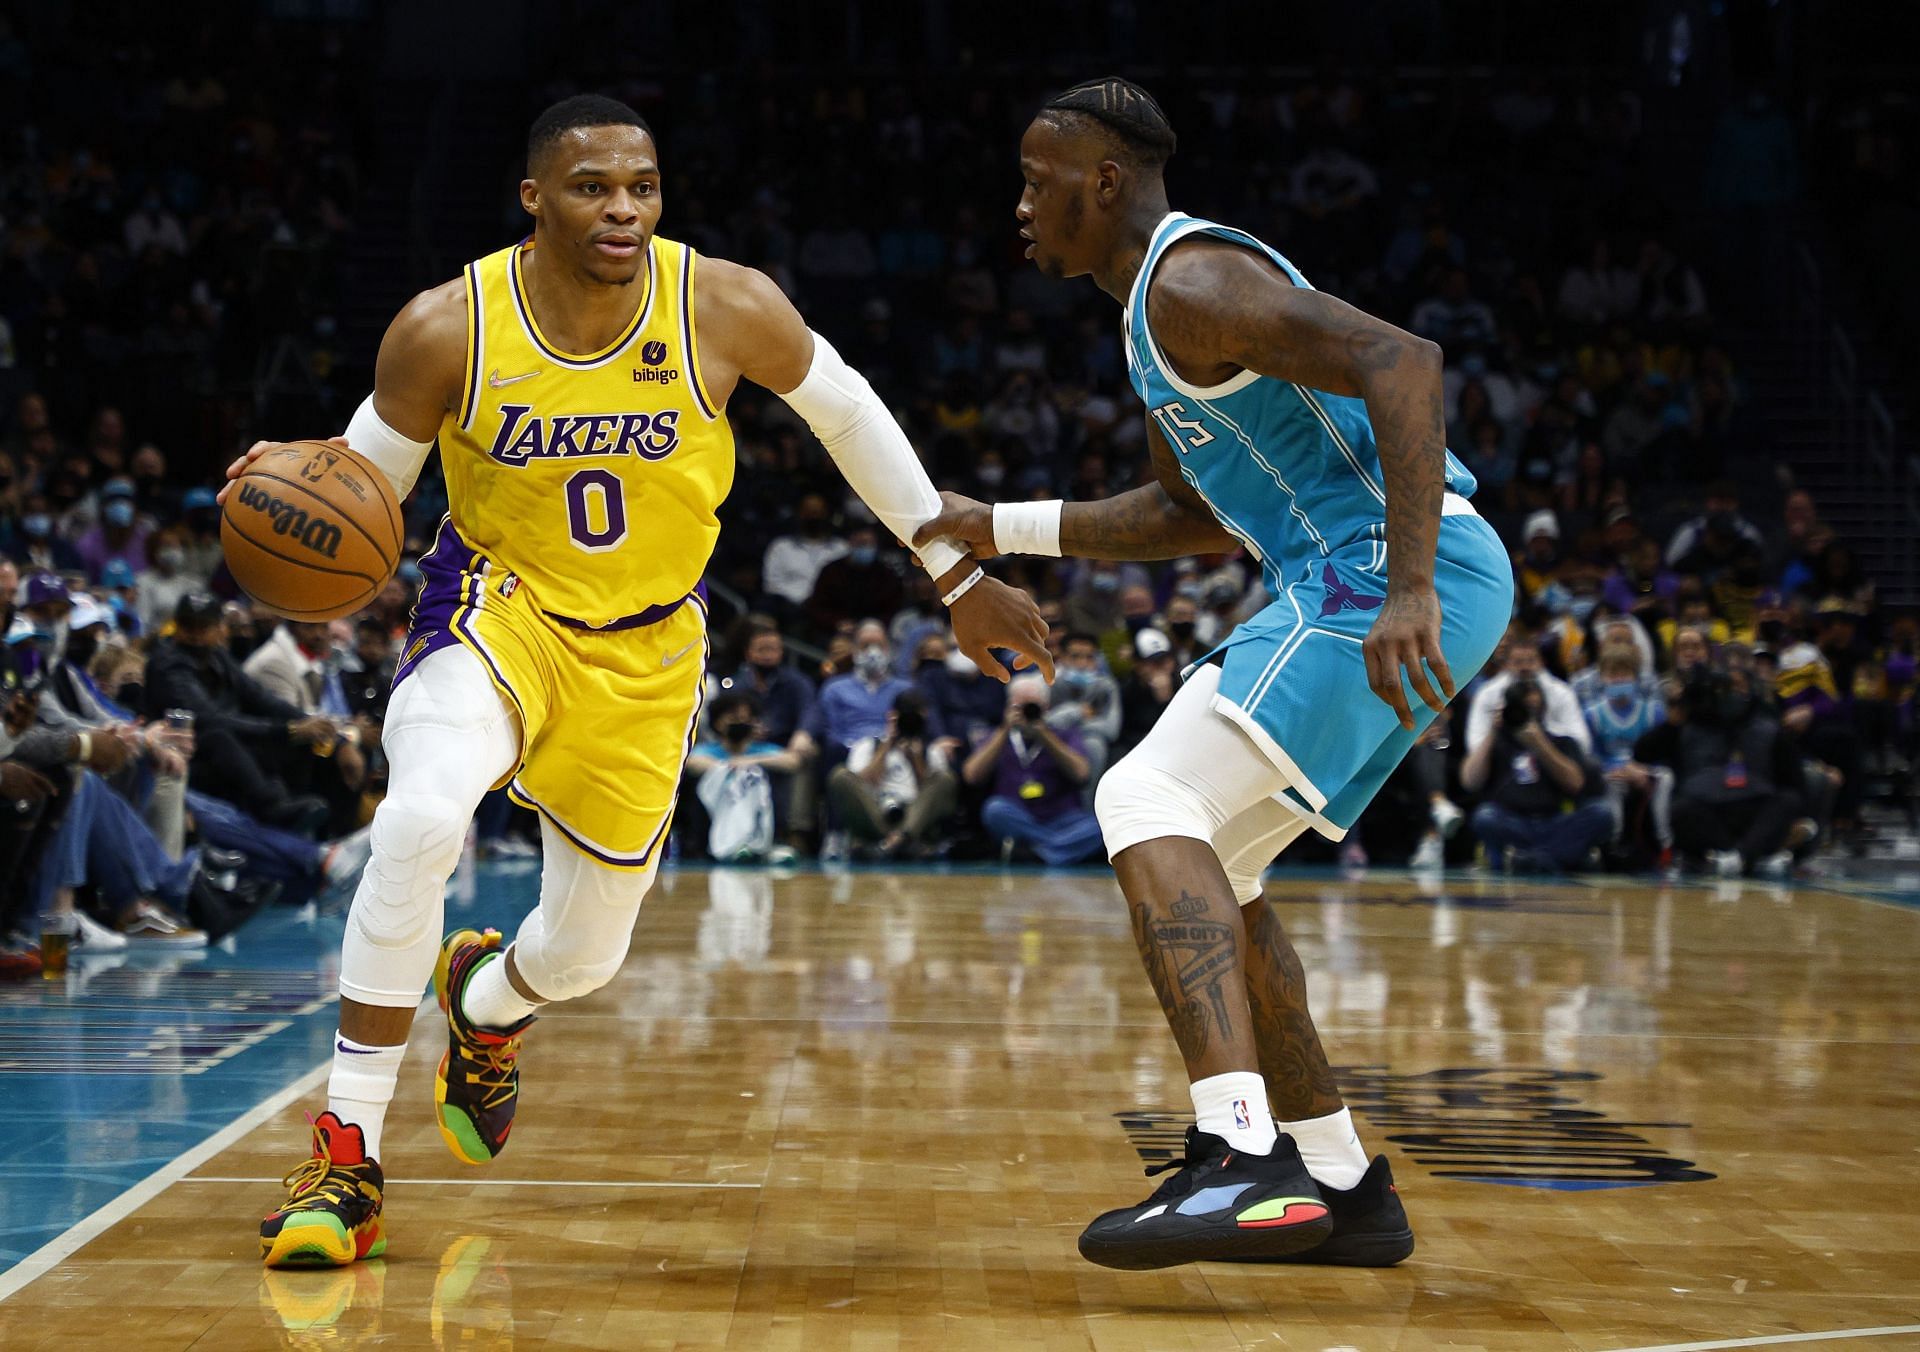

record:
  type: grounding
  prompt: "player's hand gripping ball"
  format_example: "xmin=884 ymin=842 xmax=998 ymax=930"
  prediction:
xmin=220 ymin=440 xmax=403 ymax=620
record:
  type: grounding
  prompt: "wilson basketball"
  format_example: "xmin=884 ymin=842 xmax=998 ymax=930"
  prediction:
xmin=220 ymin=440 xmax=403 ymax=621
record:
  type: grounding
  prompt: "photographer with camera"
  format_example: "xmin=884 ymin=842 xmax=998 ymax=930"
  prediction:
xmin=825 ymin=688 xmax=958 ymax=859
xmin=965 ymin=674 xmax=1103 ymax=865
xmin=1462 ymin=673 xmax=1613 ymax=872
xmin=1465 ymin=627 xmax=1593 ymax=759
xmin=1634 ymin=662 xmax=1808 ymax=877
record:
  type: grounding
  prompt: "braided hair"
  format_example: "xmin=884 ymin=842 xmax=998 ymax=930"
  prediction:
xmin=1037 ymin=76 xmax=1176 ymax=168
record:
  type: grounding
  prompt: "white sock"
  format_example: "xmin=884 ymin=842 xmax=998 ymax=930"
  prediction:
xmin=1277 ymin=1107 xmax=1370 ymax=1190
xmin=461 ymin=950 xmax=540 ymax=1029
xmin=1190 ymin=1071 xmax=1277 ymax=1154
xmin=326 ymin=1033 xmax=406 ymax=1162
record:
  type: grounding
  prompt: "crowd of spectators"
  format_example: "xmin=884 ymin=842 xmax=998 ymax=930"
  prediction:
xmin=5 ymin=43 xmax=1915 ymax=980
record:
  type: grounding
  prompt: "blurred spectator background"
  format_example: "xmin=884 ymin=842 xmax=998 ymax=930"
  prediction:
xmin=5 ymin=1 xmax=1917 ymax=978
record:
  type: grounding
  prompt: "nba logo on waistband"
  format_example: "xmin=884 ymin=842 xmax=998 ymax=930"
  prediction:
xmin=1232 ymin=1099 xmax=1251 ymax=1130
xmin=498 ymin=573 xmax=520 ymax=599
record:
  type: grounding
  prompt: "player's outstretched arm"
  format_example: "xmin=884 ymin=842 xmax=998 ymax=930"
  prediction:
xmin=218 ymin=280 xmax=465 ymax=505
xmin=912 ymin=415 xmax=1237 ymax=564
xmin=1151 ymin=244 xmax=1455 ymax=729
xmin=702 ymin=261 xmax=1053 ymax=684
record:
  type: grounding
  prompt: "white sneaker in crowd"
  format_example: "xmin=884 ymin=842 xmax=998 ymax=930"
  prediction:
xmin=119 ymin=900 xmax=208 ymax=949
xmin=1708 ymin=849 xmax=1744 ymax=878
xmin=1429 ymin=798 xmax=1464 ymax=839
xmin=322 ymin=826 xmax=375 ymax=889
xmin=1410 ymin=834 xmax=1445 ymax=872
xmin=71 ymin=908 xmax=129 ymax=954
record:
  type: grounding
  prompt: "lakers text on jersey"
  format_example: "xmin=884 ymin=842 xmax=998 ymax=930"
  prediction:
xmin=399 ymin=235 xmax=727 ymax=866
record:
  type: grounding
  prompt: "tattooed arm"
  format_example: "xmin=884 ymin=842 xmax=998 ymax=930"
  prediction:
xmin=1148 ymin=238 xmax=1456 ymax=730
xmin=1057 ymin=415 xmax=1240 ymax=560
xmin=911 ymin=415 xmax=1237 ymax=563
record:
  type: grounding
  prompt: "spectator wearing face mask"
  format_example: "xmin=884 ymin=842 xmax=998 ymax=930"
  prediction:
xmin=803 ymin=620 xmax=940 ymax=767
xmin=806 ymin=524 xmax=903 ymax=637
xmin=1046 ymin=631 xmax=1121 ymax=784
xmin=31 ymin=592 xmax=193 ymax=857
xmin=1065 ymin=558 xmax=1147 ymax=639
xmin=966 ymin=674 xmax=1102 ymax=865
xmin=1160 ymin=594 xmax=1203 ymax=667
xmin=1581 ymin=648 xmax=1674 ymax=865
xmin=95 ymin=559 xmax=143 ymax=638
xmin=136 ymin=529 xmax=199 ymax=632
xmin=726 ymin=622 xmax=817 ymax=747
xmin=12 ymin=496 xmax=83 ymax=575
xmin=74 ymin=479 xmax=150 ymax=584
xmin=683 ymin=691 xmax=805 ymax=862
xmin=761 ymin=492 xmax=848 ymax=616
xmin=917 ymin=640 xmax=1008 ymax=756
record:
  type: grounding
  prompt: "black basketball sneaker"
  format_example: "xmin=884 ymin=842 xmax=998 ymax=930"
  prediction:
xmin=1223 ymin=1154 xmax=1415 ymax=1267
xmin=1077 ymin=1127 xmax=1333 ymax=1270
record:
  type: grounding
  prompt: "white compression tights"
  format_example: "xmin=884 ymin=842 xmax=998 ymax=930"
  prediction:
xmin=338 ymin=644 xmax=658 ymax=1011
xmin=1094 ymin=663 xmax=1310 ymax=905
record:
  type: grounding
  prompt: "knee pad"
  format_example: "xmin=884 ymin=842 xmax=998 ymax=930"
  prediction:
xmin=350 ymin=791 xmax=468 ymax=950
xmin=1094 ymin=755 xmax=1225 ymax=859
xmin=510 ymin=852 xmax=657 ymax=1002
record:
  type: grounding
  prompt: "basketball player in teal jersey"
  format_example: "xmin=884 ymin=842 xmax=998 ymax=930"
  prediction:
xmin=917 ymin=78 xmax=1514 ymax=1270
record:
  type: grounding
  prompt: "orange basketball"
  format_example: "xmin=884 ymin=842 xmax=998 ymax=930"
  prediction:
xmin=220 ymin=440 xmax=403 ymax=621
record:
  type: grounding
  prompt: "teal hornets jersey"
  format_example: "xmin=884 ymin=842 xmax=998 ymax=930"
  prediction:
xmin=1124 ymin=213 xmax=1479 ymax=592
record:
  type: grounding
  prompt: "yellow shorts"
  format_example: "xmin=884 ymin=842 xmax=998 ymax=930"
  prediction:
xmin=399 ymin=520 xmax=707 ymax=869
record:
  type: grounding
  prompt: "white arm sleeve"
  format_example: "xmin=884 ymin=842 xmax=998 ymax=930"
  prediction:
xmin=343 ymin=395 xmax=434 ymax=502
xmin=777 ymin=333 xmax=966 ymax=581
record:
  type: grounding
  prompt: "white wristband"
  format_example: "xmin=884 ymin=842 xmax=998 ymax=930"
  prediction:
xmin=993 ymin=500 xmax=1064 ymax=556
xmin=941 ymin=565 xmax=986 ymax=607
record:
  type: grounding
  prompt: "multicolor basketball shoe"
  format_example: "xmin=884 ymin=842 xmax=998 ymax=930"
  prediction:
xmin=1077 ymin=1126 xmax=1332 ymax=1269
xmin=259 ymin=1112 xmax=386 ymax=1268
xmin=1224 ymin=1154 xmax=1415 ymax=1267
xmin=432 ymin=928 xmax=535 ymax=1165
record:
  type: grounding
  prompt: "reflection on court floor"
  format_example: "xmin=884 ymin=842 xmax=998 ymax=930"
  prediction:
xmin=2 ymin=861 xmax=1918 ymax=1350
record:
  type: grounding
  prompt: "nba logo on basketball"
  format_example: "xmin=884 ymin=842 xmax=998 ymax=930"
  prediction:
xmin=1232 ymin=1099 xmax=1251 ymax=1131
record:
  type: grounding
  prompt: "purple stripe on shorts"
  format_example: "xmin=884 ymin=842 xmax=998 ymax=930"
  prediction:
xmin=393 ymin=516 xmax=477 ymax=688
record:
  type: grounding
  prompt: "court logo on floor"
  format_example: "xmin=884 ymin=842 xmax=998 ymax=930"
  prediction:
xmin=1120 ymin=1066 xmax=1713 ymax=1191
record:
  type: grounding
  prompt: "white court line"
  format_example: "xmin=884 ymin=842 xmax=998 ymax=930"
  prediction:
xmin=0 ymin=1060 xmax=329 ymax=1304
xmin=0 ymin=995 xmax=445 ymax=1304
xmin=180 ymin=1176 xmax=759 ymax=1189
xmin=1608 ymin=1325 xmax=1920 ymax=1351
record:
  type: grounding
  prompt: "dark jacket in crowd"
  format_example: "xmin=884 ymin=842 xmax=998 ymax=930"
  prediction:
xmin=1485 ymin=729 xmax=1601 ymax=816
xmin=1634 ymin=703 xmax=1803 ymax=804
xmin=917 ymin=666 xmax=1007 ymax=750
xmin=340 ymin=656 xmax=397 ymax=724
xmin=143 ymin=638 xmax=305 ymax=741
xmin=726 ymin=662 xmax=815 ymax=746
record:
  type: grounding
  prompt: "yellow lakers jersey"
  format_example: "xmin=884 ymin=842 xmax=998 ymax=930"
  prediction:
xmin=438 ymin=235 xmax=733 ymax=627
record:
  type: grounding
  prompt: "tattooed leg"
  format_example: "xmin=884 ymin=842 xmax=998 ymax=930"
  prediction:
xmin=1111 ymin=836 xmax=1258 ymax=1079
xmin=1241 ymin=896 xmax=1344 ymax=1120
xmin=1212 ymin=801 xmax=1346 ymax=1120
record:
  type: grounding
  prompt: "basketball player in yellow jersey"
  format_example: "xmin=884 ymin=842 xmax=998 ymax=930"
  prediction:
xmin=225 ymin=95 xmax=1053 ymax=1269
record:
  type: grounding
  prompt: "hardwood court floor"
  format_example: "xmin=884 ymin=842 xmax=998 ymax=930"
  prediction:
xmin=2 ymin=865 xmax=1917 ymax=1350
